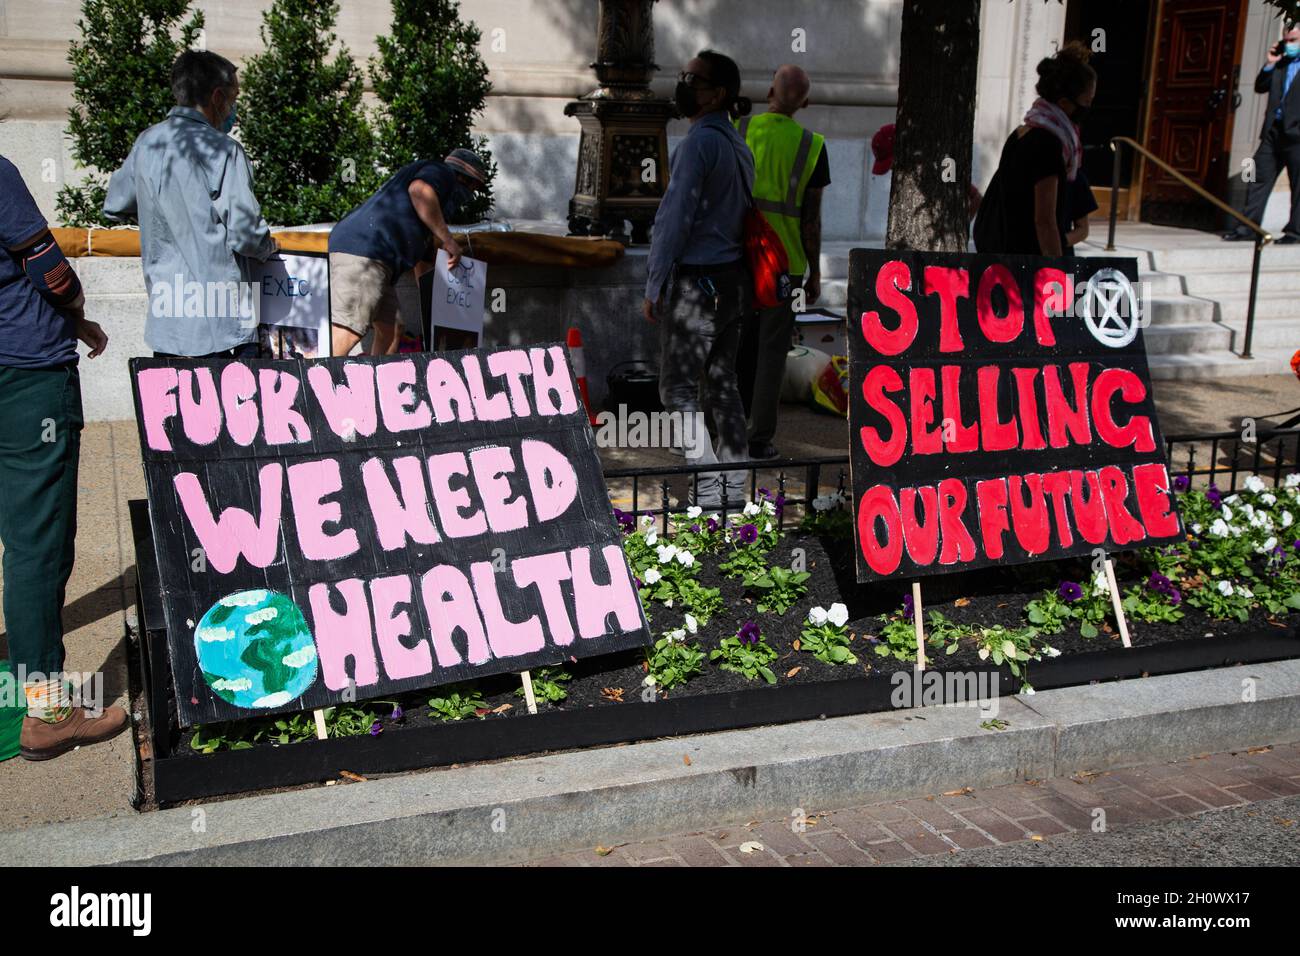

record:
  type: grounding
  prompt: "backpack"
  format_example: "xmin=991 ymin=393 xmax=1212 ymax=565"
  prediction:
xmin=743 ymin=206 xmax=793 ymax=309
xmin=972 ymin=133 xmax=1016 ymax=253
xmin=716 ymin=127 xmax=792 ymax=309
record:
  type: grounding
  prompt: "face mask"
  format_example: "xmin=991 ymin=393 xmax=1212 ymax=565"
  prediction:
xmin=674 ymin=81 xmax=700 ymax=119
xmin=1286 ymin=42 xmax=1300 ymax=58
xmin=220 ymin=101 xmax=237 ymax=134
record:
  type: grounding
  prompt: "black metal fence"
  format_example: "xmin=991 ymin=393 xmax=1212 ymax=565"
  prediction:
xmin=602 ymin=429 xmax=1300 ymax=533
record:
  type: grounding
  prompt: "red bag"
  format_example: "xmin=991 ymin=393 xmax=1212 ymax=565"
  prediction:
xmin=743 ymin=206 xmax=792 ymax=310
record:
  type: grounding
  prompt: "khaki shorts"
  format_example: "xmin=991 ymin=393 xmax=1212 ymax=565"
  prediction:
xmin=328 ymin=252 xmax=399 ymax=336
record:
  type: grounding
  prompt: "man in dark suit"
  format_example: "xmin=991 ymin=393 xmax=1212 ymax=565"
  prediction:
xmin=1226 ymin=21 xmax=1300 ymax=244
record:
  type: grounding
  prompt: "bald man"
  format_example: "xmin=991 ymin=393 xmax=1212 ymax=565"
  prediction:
xmin=735 ymin=65 xmax=829 ymax=459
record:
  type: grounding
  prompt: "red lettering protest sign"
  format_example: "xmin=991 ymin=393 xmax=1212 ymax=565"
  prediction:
xmin=848 ymin=250 xmax=1182 ymax=584
xmin=130 ymin=345 xmax=650 ymax=726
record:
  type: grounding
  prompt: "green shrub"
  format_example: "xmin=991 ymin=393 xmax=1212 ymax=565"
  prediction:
xmin=58 ymin=0 xmax=205 ymax=226
xmin=239 ymin=0 xmax=379 ymax=224
xmin=369 ymin=0 xmax=496 ymax=222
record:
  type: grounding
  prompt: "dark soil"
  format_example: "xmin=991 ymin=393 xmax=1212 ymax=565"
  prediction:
xmin=168 ymin=529 xmax=1298 ymax=759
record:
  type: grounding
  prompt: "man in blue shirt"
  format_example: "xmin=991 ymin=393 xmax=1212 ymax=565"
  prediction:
xmin=1226 ymin=22 xmax=1300 ymax=244
xmin=327 ymin=149 xmax=488 ymax=356
xmin=643 ymin=50 xmax=755 ymax=509
xmin=104 ymin=51 xmax=278 ymax=356
xmin=1 ymin=156 xmax=127 ymax=761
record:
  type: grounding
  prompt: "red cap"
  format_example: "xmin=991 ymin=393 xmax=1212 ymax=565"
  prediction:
xmin=871 ymin=123 xmax=896 ymax=176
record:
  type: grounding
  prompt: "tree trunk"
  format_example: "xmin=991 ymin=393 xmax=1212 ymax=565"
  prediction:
xmin=885 ymin=0 xmax=982 ymax=253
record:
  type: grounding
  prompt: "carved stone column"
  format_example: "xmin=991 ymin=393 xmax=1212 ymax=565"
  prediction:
xmin=564 ymin=0 xmax=674 ymax=245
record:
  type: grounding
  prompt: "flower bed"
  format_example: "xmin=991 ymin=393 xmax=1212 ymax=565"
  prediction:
xmin=161 ymin=477 xmax=1300 ymax=764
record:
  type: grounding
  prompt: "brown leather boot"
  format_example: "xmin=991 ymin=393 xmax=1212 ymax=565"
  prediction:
xmin=20 ymin=705 xmax=130 ymax=761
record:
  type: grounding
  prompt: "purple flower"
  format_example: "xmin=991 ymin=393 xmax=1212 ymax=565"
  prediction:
xmin=1172 ymin=475 xmax=1190 ymax=493
xmin=1147 ymin=572 xmax=1173 ymax=595
xmin=902 ymin=592 xmax=914 ymax=619
xmin=706 ymin=517 xmax=719 ymax=533
xmin=613 ymin=508 xmax=636 ymax=534
xmin=1168 ymin=588 xmax=1182 ymax=606
xmin=737 ymin=620 xmax=761 ymax=645
xmin=1207 ymin=484 xmax=1223 ymax=509
xmin=774 ymin=493 xmax=786 ymax=519
xmin=736 ymin=523 xmax=759 ymax=544
xmin=1058 ymin=581 xmax=1083 ymax=603
xmin=368 ymin=721 xmax=383 ymax=737
xmin=690 ymin=523 xmax=700 ymax=533
xmin=390 ymin=704 xmax=404 ymax=721
xmin=758 ymin=487 xmax=771 ymax=500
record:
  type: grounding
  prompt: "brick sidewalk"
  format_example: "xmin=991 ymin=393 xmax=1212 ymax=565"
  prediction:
xmin=521 ymin=741 xmax=1300 ymax=867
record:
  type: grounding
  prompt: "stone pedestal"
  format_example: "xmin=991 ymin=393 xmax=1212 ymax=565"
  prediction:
xmin=564 ymin=0 xmax=673 ymax=245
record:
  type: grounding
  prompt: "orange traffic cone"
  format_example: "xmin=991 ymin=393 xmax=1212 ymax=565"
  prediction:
xmin=566 ymin=327 xmax=599 ymax=426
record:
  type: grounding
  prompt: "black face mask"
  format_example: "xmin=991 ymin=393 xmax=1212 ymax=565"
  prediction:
xmin=674 ymin=81 xmax=700 ymax=118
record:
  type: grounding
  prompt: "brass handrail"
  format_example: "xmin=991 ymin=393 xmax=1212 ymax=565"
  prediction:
xmin=1105 ymin=135 xmax=1271 ymax=360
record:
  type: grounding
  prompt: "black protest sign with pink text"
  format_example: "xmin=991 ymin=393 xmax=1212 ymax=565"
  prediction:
xmin=130 ymin=345 xmax=650 ymax=727
xmin=847 ymin=249 xmax=1183 ymax=584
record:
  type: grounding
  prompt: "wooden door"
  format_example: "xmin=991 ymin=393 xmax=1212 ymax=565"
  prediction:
xmin=1141 ymin=0 xmax=1249 ymax=229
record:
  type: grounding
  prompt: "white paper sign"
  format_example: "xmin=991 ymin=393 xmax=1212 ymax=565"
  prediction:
xmin=254 ymin=253 xmax=330 ymax=330
xmin=428 ymin=248 xmax=486 ymax=342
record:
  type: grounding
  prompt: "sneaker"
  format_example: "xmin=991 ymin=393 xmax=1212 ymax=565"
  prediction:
xmin=20 ymin=705 xmax=130 ymax=761
xmin=1222 ymin=230 xmax=1251 ymax=241
xmin=1277 ymin=235 xmax=1299 ymax=245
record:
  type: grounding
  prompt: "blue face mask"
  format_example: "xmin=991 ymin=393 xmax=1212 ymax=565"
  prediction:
xmin=220 ymin=101 xmax=237 ymax=134
xmin=1286 ymin=42 xmax=1300 ymax=59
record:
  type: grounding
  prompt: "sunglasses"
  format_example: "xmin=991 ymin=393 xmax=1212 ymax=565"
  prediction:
xmin=678 ymin=71 xmax=717 ymax=89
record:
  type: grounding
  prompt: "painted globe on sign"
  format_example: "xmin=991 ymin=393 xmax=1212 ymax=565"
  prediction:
xmin=194 ymin=589 xmax=318 ymax=710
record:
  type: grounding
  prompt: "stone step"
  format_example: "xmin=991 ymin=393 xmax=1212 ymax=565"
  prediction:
xmin=1142 ymin=322 xmax=1234 ymax=355
xmin=1150 ymin=242 xmax=1300 ymax=273
xmin=1147 ymin=347 xmax=1296 ymax=380
xmin=1184 ymin=268 xmax=1300 ymax=296
xmin=1208 ymin=292 xmax=1300 ymax=322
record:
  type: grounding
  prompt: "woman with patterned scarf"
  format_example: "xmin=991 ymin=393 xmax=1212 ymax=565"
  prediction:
xmin=974 ymin=42 xmax=1097 ymax=257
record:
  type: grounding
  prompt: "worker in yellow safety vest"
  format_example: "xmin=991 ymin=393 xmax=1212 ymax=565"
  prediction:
xmin=735 ymin=64 xmax=829 ymax=460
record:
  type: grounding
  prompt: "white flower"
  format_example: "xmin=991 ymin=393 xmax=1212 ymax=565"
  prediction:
xmin=1221 ymin=504 xmax=1234 ymax=523
xmin=743 ymin=502 xmax=762 ymax=517
xmin=1023 ymin=686 xmax=1036 ymax=696
xmin=657 ymin=543 xmax=678 ymax=563
xmin=1209 ymin=518 xmax=1231 ymax=538
xmin=977 ymin=647 xmax=990 ymax=661
xmin=666 ymin=628 xmax=686 ymax=643
xmin=1217 ymin=580 xmax=1234 ymax=597
xmin=807 ymin=606 xmax=829 ymax=626
xmin=1261 ymin=493 xmax=1277 ymax=507
xmin=828 ymin=603 xmax=849 ymax=627
xmin=812 ymin=495 xmax=835 ymax=512
xmin=643 ymin=675 xmax=656 ymax=687
xmin=643 ymin=567 xmax=662 ymax=585
xmin=1283 ymin=511 xmax=1294 ymax=529
xmin=1092 ymin=569 xmax=1109 ymax=595
xmin=684 ymin=613 xmax=698 ymax=634
xmin=764 ymin=521 xmax=773 ymax=533
xmin=645 ymin=529 xmax=658 ymax=546
xmin=1045 ymin=646 xmax=1061 ymax=658
xmin=1239 ymin=585 xmax=1254 ymax=600
xmin=1245 ymin=475 xmax=1266 ymax=494
xmin=1262 ymin=536 xmax=1278 ymax=553
xmin=1191 ymin=523 xmax=1203 ymax=535
xmin=1287 ymin=473 xmax=1300 ymax=489
xmin=1225 ymin=494 xmax=1240 ymax=505
xmin=686 ymin=505 xmax=703 ymax=519
xmin=675 ymin=549 xmax=695 ymax=567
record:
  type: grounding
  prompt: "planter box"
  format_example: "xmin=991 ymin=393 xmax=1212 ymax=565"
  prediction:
xmin=129 ymin=500 xmax=1300 ymax=804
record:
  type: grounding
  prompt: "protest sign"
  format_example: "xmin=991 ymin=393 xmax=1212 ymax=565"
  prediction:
xmin=848 ymin=249 xmax=1182 ymax=584
xmin=253 ymin=252 xmax=331 ymax=358
xmin=423 ymin=248 xmax=486 ymax=351
xmin=130 ymin=345 xmax=650 ymax=726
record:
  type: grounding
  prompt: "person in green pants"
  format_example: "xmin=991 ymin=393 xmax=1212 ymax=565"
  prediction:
xmin=0 ymin=154 xmax=124 ymax=761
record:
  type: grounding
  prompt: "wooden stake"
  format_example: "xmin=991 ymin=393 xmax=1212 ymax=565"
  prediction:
xmin=520 ymin=670 xmax=538 ymax=715
xmin=313 ymin=708 xmax=328 ymax=740
xmin=912 ymin=581 xmax=926 ymax=672
xmin=1103 ymin=557 xmax=1132 ymax=648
